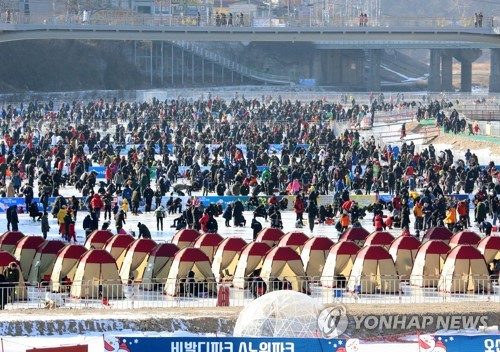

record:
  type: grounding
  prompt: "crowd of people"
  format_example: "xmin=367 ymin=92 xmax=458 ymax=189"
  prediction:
xmin=0 ymin=95 xmax=497 ymax=243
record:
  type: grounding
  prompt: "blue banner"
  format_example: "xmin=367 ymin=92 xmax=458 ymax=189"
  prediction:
xmin=89 ymin=166 xmax=106 ymax=179
xmin=432 ymin=335 xmax=500 ymax=352
xmin=0 ymin=197 xmax=89 ymax=213
xmin=103 ymin=336 xmax=340 ymax=352
xmin=268 ymin=144 xmax=282 ymax=154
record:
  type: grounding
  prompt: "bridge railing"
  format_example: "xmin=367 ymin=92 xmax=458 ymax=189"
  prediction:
xmin=1 ymin=11 xmax=496 ymax=30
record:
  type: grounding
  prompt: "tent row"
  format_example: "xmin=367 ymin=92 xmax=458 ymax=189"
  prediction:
xmin=0 ymin=227 xmax=498 ymax=296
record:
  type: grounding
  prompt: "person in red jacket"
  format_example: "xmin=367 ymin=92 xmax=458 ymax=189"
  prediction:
xmin=199 ymin=211 xmax=209 ymax=233
xmin=90 ymin=193 xmax=104 ymax=220
xmin=293 ymin=194 xmax=305 ymax=227
xmin=373 ymin=213 xmax=387 ymax=231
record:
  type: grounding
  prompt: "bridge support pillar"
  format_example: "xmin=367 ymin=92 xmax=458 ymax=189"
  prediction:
xmin=429 ymin=49 xmax=442 ymax=92
xmin=460 ymin=61 xmax=472 ymax=93
xmin=453 ymin=49 xmax=482 ymax=92
xmin=441 ymin=52 xmax=453 ymax=92
xmin=312 ymin=51 xmax=323 ymax=84
xmin=366 ymin=49 xmax=382 ymax=92
xmin=490 ymin=49 xmax=500 ymax=92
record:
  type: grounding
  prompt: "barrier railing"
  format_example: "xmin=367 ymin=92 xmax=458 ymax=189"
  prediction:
xmin=0 ymin=275 xmax=497 ymax=310
xmin=0 ymin=12 xmax=496 ymax=30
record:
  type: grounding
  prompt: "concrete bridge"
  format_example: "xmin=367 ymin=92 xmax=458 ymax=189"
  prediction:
xmin=2 ymin=14 xmax=500 ymax=91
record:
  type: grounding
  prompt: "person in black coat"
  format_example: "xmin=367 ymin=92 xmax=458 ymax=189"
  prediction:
xmin=223 ymin=203 xmax=233 ymax=227
xmin=0 ymin=273 xmax=7 ymax=309
xmin=232 ymin=200 xmax=246 ymax=227
xmin=137 ymin=222 xmax=152 ymax=239
xmin=6 ymin=205 xmax=18 ymax=231
xmin=29 ymin=202 xmax=42 ymax=221
xmin=82 ymin=214 xmax=94 ymax=237
xmin=206 ymin=213 xmax=218 ymax=233
xmin=251 ymin=217 xmax=262 ymax=241
xmin=307 ymin=202 xmax=318 ymax=233
xmin=143 ymin=184 xmax=154 ymax=213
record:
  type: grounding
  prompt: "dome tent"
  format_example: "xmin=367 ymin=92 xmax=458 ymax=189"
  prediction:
xmin=300 ymin=236 xmax=334 ymax=278
xmin=71 ymin=249 xmax=123 ymax=299
xmin=164 ymin=247 xmax=216 ymax=296
xmin=339 ymin=227 xmax=370 ymax=245
xmin=233 ymin=291 xmax=323 ymax=338
xmin=50 ymin=244 xmax=87 ymax=292
xmin=0 ymin=250 xmax=27 ymax=300
xmin=0 ymin=231 xmax=25 ymax=254
xmin=256 ymin=228 xmax=286 ymax=247
xmin=14 ymin=236 xmax=45 ymax=280
xmin=364 ymin=231 xmax=395 ymax=249
xmin=438 ymin=245 xmax=490 ymax=293
xmin=347 ymin=246 xmax=398 ymax=294
xmin=27 ymin=240 xmax=66 ymax=283
xmin=260 ymin=246 xmax=307 ymax=292
xmin=211 ymin=237 xmax=247 ymax=281
xmin=104 ymin=234 xmax=135 ymax=260
xmin=139 ymin=243 xmax=179 ymax=290
xmin=84 ymin=230 xmax=114 ymax=250
xmin=118 ymin=239 xmax=157 ymax=283
xmin=422 ymin=227 xmax=453 ymax=244
xmin=278 ymin=232 xmax=309 ymax=253
xmin=233 ymin=242 xmax=271 ymax=289
xmin=194 ymin=233 xmax=224 ymax=262
xmin=477 ymin=236 xmax=500 ymax=264
xmin=388 ymin=235 xmax=421 ymax=279
xmin=321 ymin=241 xmax=360 ymax=288
xmin=449 ymin=231 xmax=481 ymax=248
xmin=410 ymin=240 xmax=451 ymax=287
xmin=171 ymin=229 xmax=201 ymax=249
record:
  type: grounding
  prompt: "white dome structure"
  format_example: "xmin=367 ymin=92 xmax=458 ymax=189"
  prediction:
xmin=233 ymin=290 xmax=323 ymax=338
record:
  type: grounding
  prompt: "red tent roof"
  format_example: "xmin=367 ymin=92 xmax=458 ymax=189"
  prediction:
xmin=105 ymin=235 xmax=135 ymax=249
xmin=364 ymin=232 xmax=395 ymax=247
xmin=86 ymin=230 xmax=113 ymax=244
xmin=0 ymin=250 xmax=19 ymax=266
xmin=126 ymin=239 xmax=157 ymax=253
xmin=37 ymin=240 xmax=66 ymax=254
xmin=0 ymin=231 xmax=25 ymax=245
xmin=417 ymin=240 xmax=451 ymax=255
xmin=328 ymin=241 xmax=360 ymax=256
xmin=477 ymin=236 xmax=500 ymax=251
xmin=355 ymin=245 xmax=393 ymax=260
xmin=150 ymin=243 xmax=179 ymax=258
xmin=56 ymin=244 xmax=87 ymax=260
xmin=303 ymin=237 xmax=335 ymax=251
xmin=172 ymin=229 xmax=200 ymax=243
xmin=446 ymin=245 xmax=485 ymax=260
xmin=278 ymin=232 xmax=309 ymax=247
xmin=15 ymin=236 xmax=45 ymax=250
xmin=423 ymin=227 xmax=453 ymax=241
xmin=215 ymin=237 xmax=247 ymax=252
xmin=265 ymin=246 xmax=303 ymax=262
xmin=240 ymin=242 xmax=271 ymax=257
xmin=339 ymin=227 xmax=370 ymax=242
xmin=78 ymin=249 xmax=116 ymax=264
xmin=449 ymin=231 xmax=481 ymax=246
xmin=174 ymin=247 xmax=211 ymax=263
xmin=194 ymin=233 xmax=224 ymax=247
xmin=256 ymin=228 xmax=286 ymax=243
xmin=390 ymin=236 xmax=421 ymax=251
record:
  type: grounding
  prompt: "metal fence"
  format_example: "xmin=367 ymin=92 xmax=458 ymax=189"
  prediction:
xmin=0 ymin=275 xmax=498 ymax=310
xmin=0 ymin=11 xmax=497 ymax=29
